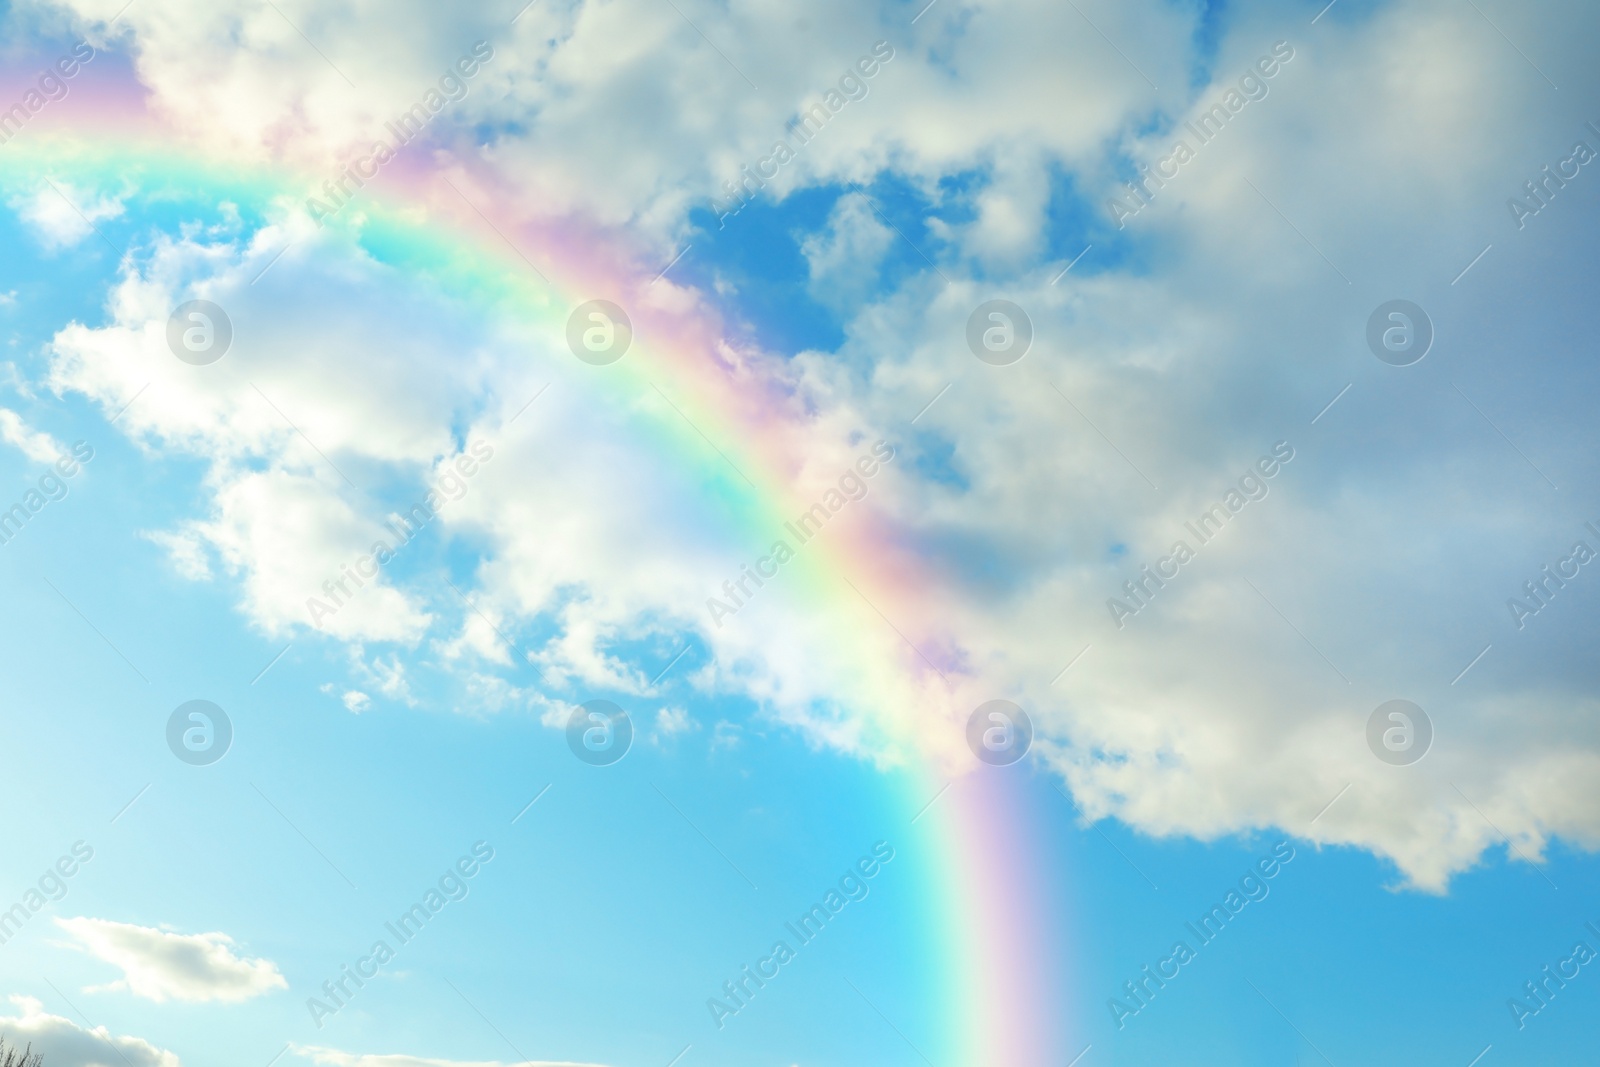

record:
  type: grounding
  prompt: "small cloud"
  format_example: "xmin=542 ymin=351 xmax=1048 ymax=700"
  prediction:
xmin=342 ymin=690 xmax=371 ymax=713
xmin=0 ymin=996 xmax=178 ymax=1067
xmin=9 ymin=182 xmax=125 ymax=251
xmin=211 ymin=202 xmax=243 ymax=234
xmin=0 ymin=363 xmax=35 ymax=400
xmin=0 ymin=291 xmax=17 ymax=308
xmin=290 ymin=1045 xmax=613 ymax=1067
xmin=653 ymin=706 xmax=695 ymax=741
xmin=533 ymin=693 xmax=578 ymax=730
xmin=711 ymin=720 xmax=741 ymax=750
xmin=350 ymin=648 xmax=414 ymax=705
xmin=458 ymin=671 xmax=532 ymax=714
xmin=55 ymin=917 xmax=286 ymax=1003
xmin=143 ymin=527 xmax=214 ymax=581
xmin=0 ymin=408 xmax=64 ymax=465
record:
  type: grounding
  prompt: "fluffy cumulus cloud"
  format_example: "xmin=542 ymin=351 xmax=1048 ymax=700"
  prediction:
xmin=813 ymin=0 xmax=1600 ymax=890
xmin=55 ymin=917 xmax=287 ymax=1002
xmin=22 ymin=0 xmax=1193 ymax=248
xmin=43 ymin=217 xmax=473 ymax=643
xmin=0 ymin=996 xmax=179 ymax=1067
xmin=14 ymin=0 xmax=1600 ymax=891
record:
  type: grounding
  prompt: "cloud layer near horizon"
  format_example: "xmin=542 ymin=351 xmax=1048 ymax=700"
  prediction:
xmin=0 ymin=996 xmax=179 ymax=1067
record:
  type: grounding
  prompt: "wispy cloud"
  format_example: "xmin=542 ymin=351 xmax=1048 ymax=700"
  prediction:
xmin=0 ymin=408 xmax=64 ymax=465
xmin=291 ymin=1046 xmax=614 ymax=1067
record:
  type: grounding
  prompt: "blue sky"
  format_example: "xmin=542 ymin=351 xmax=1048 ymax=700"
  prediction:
xmin=2 ymin=0 xmax=1600 ymax=1065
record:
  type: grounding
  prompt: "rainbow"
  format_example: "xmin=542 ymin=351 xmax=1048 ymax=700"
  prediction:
xmin=1 ymin=55 xmax=1074 ymax=1064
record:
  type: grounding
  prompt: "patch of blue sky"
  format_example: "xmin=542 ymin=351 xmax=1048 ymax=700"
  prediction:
xmin=687 ymin=185 xmax=848 ymax=355
xmin=904 ymin=428 xmax=968 ymax=492
xmin=1186 ymin=0 xmax=1230 ymax=90
xmin=1042 ymin=160 xmax=1150 ymax=277
xmin=1062 ymin=805 xmax=1600 ymax=1067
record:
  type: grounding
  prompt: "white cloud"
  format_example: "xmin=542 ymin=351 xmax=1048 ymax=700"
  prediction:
xmin=653 ymin=705 xmax=693 ymax=739
xmin=0 ymin=408 xmax=64 ymax=465
xmin=801 ymin=193 xmax=894 ymax=315
xmin=290 ymin=1046 xmax=610 ymax=1067
xmin=55 ymin=917 xmax=287 ymax=1003
xmin=45 ymin=223 xmax=466 ymax=644
xmin=535 ymin=694 xmax=577 ymax=731
xmin=0 ymin=997 xmax=178 ymax=1067
xmin=194 ymin=466 xmax=434 ymax=643
xmin=341 ymin=690 xmax=371 ymax=713
xmin=8 ymin=182 xmax=124 ymax=251
xmin=351 ymin=649 xmax=415 ymax=705
xmin=142 ymin=526 xmax=214 ymax=580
